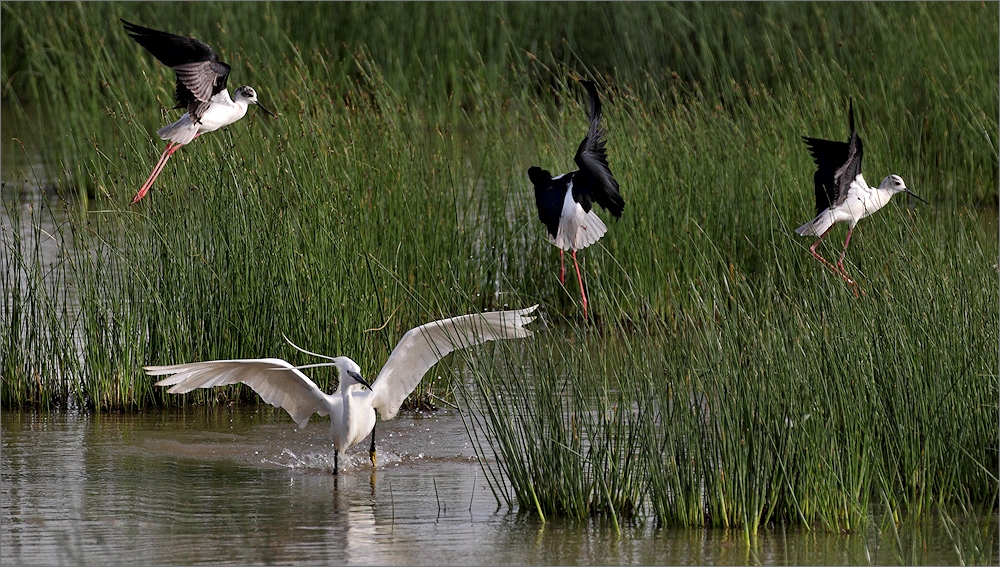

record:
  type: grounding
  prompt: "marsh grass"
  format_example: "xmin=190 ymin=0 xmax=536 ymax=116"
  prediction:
xmin=1 ymin=1 xmax=996 ymax=536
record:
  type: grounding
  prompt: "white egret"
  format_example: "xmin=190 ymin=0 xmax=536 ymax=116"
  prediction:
xmin=528 ymin=80 xmax=625 ymax=319
xmin=144 ymin=305 xmax=538 ymax=474
xmin=122 ymin=19 xmax=275 ymax=204
xmin=796 ymin=100 xmax=926 ymax=293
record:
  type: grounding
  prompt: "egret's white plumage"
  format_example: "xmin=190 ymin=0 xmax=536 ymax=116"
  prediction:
xmin=795 ymin=173 xmax=908 ymax=238
xmin=155 ymin=86 xmax=263 ymax=145
xmin=145 ymin=305 xmax=539 ymax=473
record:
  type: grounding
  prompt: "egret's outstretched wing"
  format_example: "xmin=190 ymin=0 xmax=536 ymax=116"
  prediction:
xmin=528 ymin=167 xmax=565 ymax=239
xmin=801 ymin=135 xmax=848 ymax=215
xmin=370 ymin=305 xmax=539 ymax=419
xmin=145 ymin=358 xmax=330 ymax=428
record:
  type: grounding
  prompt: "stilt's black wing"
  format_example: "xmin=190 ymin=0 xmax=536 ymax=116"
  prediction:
xmin=573 ymin=81 xmax=625 ymax=219
xmin=801 ymin=100 xmax=863 ymax=214
xmin=801 ymin=136 xmax=847 ymax=215
xmin=122 ymin=19 xmax=231 ymax=120
xmin=528 ymin=167 xmax=565 ymax=239
xmin=834 ymin=102 xmax=864 ymax=207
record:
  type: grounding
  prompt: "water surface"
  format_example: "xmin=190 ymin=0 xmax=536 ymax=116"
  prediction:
xmin=2 ymin=408 xmax=988 ymax=566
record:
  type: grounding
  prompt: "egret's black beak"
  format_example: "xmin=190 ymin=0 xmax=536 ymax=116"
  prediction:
xmin=905 ymin=189 xmax=928 ymax=204
xmin=255 ymin=100 xmax=276 ymax=118
xmin=348 ymin=370 xmax=373 ymax=391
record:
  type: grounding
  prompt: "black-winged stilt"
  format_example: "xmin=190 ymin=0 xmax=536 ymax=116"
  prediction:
xmin=122 ymin=19 xmax=275 ymax=204
xmin=796 ymin=100 xmax=926 ymax=293
xmin=145 ymin=306 xmax=538 ymax=474
xmin=528 ymin=80 xmax=625 ymax=319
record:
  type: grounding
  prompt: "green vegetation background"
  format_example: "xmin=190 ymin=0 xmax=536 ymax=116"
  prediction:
xmin=2 ymin=1 xmax=996 ymax=533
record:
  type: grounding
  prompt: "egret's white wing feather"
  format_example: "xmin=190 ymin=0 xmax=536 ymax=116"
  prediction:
xmin=370 ymin=305 xmax=538 ymax=419
xmin=145 ymin=358 xmax=331 ymax=428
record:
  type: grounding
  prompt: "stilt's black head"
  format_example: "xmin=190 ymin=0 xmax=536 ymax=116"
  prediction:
xmin=527 ymin=166 xmax=552 ymax=188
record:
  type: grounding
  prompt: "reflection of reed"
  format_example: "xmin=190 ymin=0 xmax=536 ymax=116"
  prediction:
xmin=2 ymin=409 xmax=994 ymax=564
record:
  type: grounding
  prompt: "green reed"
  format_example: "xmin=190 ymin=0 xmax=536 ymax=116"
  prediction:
xmin=1 ymin=2 xmax=996 ymax=541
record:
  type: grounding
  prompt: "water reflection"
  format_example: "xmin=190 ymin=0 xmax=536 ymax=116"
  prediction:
xmin=2 ymin=407 xmax=993 ymax=565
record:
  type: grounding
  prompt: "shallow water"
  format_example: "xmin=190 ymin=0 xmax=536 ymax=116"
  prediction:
xmin=2 ymin=407 xmax=991 ymax=566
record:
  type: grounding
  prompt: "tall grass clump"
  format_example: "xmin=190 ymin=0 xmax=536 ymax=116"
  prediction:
xmin=0 ymin=1 xmax=996 ymax=539
xmin=461 ymin=234 xmax=995 ymax=533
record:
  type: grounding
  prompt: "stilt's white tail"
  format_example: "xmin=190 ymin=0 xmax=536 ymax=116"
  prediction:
xmin=796 ymin=210 xmax=835 ymax=238
xmin=158 ymin=115 xmax=200 ymax=144
xmin=551 ymin=210 xmax=608 ymax=251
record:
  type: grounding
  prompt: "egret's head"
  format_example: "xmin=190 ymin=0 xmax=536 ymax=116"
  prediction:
xmin=234 ymin=86 xmax=275 ymax=117
xmin=333 ymin=357 xmax=371 ymax=391
xmin=880 ymin=174 xmax=927 ymax=204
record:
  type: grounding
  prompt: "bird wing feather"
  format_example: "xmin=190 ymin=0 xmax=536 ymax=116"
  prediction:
xmin=832 ymin=125 xmax=863 ymax=209
xmin=801 ymin=136 xmax=848 ymax=215
xmin=145 ymin=358 xmax=330 ymax=428
xmin=573 ymin=81 xmax=625 ymax=218
xmin=801 ymin=101 xmax=864 ymax=214
xmin=121 ymin=19 xmax=231 ymax=113
xmin=370 ymin=306 xmax=538 ymax=420
xmin=173 ymin=61 xmax=232 ymax=107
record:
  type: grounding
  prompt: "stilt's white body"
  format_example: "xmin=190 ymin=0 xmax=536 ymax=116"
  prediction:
xmin=157 ymin=89 xmax=251 ymax=144
xmin=796 ymin=173 xmax=896 ymax=237
xmin=549 ymin=178 xmax=608 ymax=251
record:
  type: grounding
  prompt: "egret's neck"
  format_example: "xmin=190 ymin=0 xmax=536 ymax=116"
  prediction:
xmin=335 ymin=370 xmax=351 ymax=394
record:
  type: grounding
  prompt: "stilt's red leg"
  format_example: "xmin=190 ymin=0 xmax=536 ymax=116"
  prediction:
xmin=809 ymin=233 xmax=839 ymax=275
xmin=131 ymin=142 xmax=183 ymax=204
xmin=808 ymin=228 xmax=859 ymax=295
xmin=559 ymin=249 xmax=566 ymax=285
xmin=572 ymin=250 xmax=588 ymax=320
xmin=836 ymin=226 xmax=855 ymax=277
xmin=833 ymin=226 xmax=861 ymax=297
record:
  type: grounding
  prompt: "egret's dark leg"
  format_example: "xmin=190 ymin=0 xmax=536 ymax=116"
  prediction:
xmin=571 ymin=250 xmax=588 ymax=320
xmin=369 ymin=420 xmax=377 ymax=468
xmin=333 ymin=449 xmax=339 ymax=475
xmin=132 ymin=142 xmax=173 ymax=204
xmin=808 ymin=228 xmax=858 ymax=295
xmin=559 ymin=249 xmax=566 ymax=285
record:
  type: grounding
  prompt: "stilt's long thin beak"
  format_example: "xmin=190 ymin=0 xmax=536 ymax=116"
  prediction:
xmin=905 ymin=189 xmax=928 ymax=204
xmin=255 ymin=101 xmax=276 ymax=117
